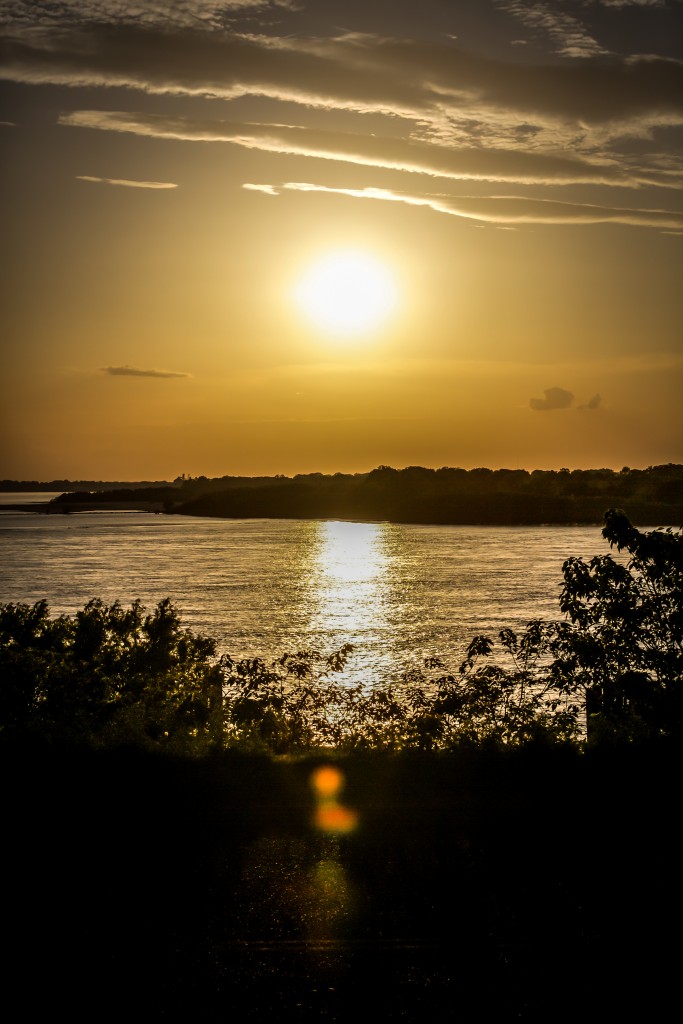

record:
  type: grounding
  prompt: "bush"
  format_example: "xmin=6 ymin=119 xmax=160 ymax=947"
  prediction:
xmin=0 ymin=598 xmax=223 ymax=752
xmin=2 ymin=511 xmax=680 ymax=752
xmin=461 ymin=510 xmax=683 ymax=744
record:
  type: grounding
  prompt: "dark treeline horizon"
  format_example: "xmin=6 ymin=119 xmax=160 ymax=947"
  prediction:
xmin=38 ymin=463 xmax=683 ymax=526
xmin=4 ymin=461 xmax=683 ymax=491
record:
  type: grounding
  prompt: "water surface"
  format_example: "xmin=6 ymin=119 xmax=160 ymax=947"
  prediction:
xmin=0 ymin=501 xmax=627 ymax=683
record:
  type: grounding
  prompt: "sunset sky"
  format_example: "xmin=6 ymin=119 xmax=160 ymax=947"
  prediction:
xmin=1 ymin=0 xmax=682 ymax=481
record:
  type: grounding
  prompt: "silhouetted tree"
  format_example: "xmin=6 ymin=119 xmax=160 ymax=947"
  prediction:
xmin=0 ymin=598 xmax=223 ymax=752
xmin=464 ymin=510 xmax=683 ymax=743
xmin=559 ymin=509 xmax=683 ymax=741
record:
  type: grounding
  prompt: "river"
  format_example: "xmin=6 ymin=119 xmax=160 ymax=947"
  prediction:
xmin=0 ymin=497 xmax=628 ymax=684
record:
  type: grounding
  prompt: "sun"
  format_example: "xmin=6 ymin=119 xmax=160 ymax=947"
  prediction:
xmin=294 ymin=250 xmax=398 ymax=336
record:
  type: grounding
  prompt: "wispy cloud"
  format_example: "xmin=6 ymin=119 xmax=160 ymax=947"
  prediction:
xmin=77 ymin=174 xmax=177 ymax=188
xmin=0 ymin=1 xmax=295 ymax=31
xmin=247 ymin=181 xmax=683 ymax=230
xmin=102 ymin=365 xmax=190 ymax=378
xmin=496 ymin=1 xmax=607 ymax=58
xmin=596 ymin=1 xmax=666 ymax=7
xmin=3 ymin=6 xmax=682 ymax=218
xmin=59 ymin=110 xmax=653 ymax=188
xmin=3 ymin=23 xmax=681 ymax=135
xmin=242 ymin=181 xmax=279 ymax=194
xmin=530 ymin=387 xmax=575 ymax=411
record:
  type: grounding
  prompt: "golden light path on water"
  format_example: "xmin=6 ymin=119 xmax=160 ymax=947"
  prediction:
xmin=0 ymin=502 xmax=633 ymax=687
xmin=308 ymin=521 xmax=389 ymax=662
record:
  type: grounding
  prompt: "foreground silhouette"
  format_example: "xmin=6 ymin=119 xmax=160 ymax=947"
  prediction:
xmin=2 ymin=511 xmax=680 ymax=750
xmin=1 ymin=511 xmax=681 ymax=1020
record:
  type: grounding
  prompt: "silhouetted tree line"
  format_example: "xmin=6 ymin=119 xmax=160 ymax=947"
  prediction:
xmin=40 ymin=463 xmax=683 ymax=524
xmin=2 ymin=512 xmax=680 ymax=752
xmin=1 ymin=478 xmax=173 ymax=492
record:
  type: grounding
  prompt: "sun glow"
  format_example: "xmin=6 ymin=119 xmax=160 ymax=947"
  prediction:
xmin=294 ymin=250 xmax=397 ymax=336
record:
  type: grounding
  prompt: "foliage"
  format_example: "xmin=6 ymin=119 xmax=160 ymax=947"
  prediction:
xmin=557 ymin=509 xmax=683 ymax=741
xmin=220 ymin=642 xmax=579 ymax=753
xmin=461 ymin=510 xmax=683 ymax=744
xmin=2 ymin=511 xmax=680 ymax=752
xmin=0 ymin=598 xmax=223 ymax=752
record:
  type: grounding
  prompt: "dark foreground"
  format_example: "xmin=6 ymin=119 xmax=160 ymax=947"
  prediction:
xmin=3 ymin=742 xmax=680 ymax=1021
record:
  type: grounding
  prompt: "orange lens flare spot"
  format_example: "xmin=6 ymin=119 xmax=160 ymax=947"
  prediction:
xmin=310 ymin=765 xmax=358 ymax=834
xmin=315 ymin=801 xmax=358 ymax=835
xmin=311 ymin=764 xmax=344 ymax=799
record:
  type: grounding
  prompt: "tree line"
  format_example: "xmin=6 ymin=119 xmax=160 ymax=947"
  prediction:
xmin=2 ymin=511 xmax=680 ymax=754
xmin=45 ymin=463 xmax=683 ymax=525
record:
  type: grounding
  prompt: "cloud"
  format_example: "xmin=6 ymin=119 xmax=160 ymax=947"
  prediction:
xmin=579 ymin=393 xmax=603 ymax=410
xmin=0 ymin=1 xmax=295 ymax=31
xmin=242 ymin=181 xmax=279 ymax=194
xmin=59 ymin=110 xmax=657 ymax=189
xmin=496 ymin=1 xmax=607 ymax=59
xmin=3 ymin=7 xmax=682 ymax=202
xmin=0 ymin=120 xmax=16 ymax=126
xmin=77 ymin=174 xmax=177 ymax=188
xmin=3 ymin=22 xmax=682 ymax=137
xmin=247 ymin=181 xmax=683 ymax=230
xmin=102 ymin=365 xmax=190 ymax=378
xmin=596 ymin=2 xmax=666 ymax=7
xmin=530 ymin=387 xmax=575 ymax=411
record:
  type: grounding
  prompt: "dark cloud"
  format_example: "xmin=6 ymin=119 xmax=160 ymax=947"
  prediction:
xmin=3 ymin=21 xmax=682 ymax=133
xmin=579 ymin=393 xmax=602 ymax=409
xmin=2 ymin=3 xmax=682 ymax=220
xmin=77 ymin=174 xmax=177 ymax=188
xmin=102 ymin=365 xmax=190 ymax=378
xmin=0 ymin=1 xmax=294 ymax=31
xmin=496 ymin=1 xmax=608 ymax=58
xmin=530 ymin=386 xmax=575 ymax=411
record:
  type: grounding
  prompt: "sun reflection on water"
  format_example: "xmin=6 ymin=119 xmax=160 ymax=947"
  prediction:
xmin=307 ymin=521 xmax=394 ymax=682
xmin=315 ymin=520 xmax=387 ymax=585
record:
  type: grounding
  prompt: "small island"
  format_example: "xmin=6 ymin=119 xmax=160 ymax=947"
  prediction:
xmin=35 ymin=462 xmax=683 ymax=525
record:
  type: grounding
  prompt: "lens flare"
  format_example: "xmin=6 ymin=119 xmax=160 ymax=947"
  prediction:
xmin=311 ymin=764 xmax=358 ymax=834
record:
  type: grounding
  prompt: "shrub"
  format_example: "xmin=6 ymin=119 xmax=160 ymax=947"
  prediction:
xmin=0 ymin=598 xmax=223 ymax=752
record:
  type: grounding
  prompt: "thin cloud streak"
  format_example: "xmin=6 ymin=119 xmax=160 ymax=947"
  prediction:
xmin=3 ymin=23 xmax=682 ymax=130
xmin=249 ymin=181 xmax=683 ymax=230
xmin=0 ymin=1 xmax=295 ymax=30
xmin=3 ymin=17 xmax=682 ymax=203
xmin=496 ymin=1 xmax=608 ymax=58
xmin=58 ymin=109 xmax=649 ymax=188
xmin=77 ymin=174 xmax=178 ymax=188
xmin=102 ymin=365 xmax=190 ymax=378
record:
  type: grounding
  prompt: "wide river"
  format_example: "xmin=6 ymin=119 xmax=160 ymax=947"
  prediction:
xmin=0 ymin=496 xmax=629 ymax=684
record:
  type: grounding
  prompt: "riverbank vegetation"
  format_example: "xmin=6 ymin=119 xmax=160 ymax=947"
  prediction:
xmin=2 ymin=511 xmax=680 ymax=754
xmin=40 ymin=462 xmax=683 ymax=524
xmin=3 ymin=510 xmax=681 ymax=1019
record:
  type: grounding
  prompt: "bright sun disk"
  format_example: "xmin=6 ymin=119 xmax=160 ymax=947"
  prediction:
xmin=294 ymin=250 xmax=397 ymax=336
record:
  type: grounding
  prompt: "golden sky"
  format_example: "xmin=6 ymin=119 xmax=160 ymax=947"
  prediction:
xmin=1 ymin=0 xmax=682 ymax=480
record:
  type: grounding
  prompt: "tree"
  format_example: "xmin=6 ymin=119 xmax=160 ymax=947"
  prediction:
xmin=0 ymin=598 xmax=223 ymax=752
xmin=462 ymin=510 xmax=683 ymax=744
xmin=556 ymin=509 xmax=683 ymax=741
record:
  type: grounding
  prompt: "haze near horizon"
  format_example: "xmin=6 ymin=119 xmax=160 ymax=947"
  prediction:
xmin=1 ymin=0 xmax=681 ymax=481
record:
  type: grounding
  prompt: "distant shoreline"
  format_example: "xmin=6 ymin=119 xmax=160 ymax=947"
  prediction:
xmin=3 ymin=503 xmax=677 ymax=530
xmin=5 ymin=464 xmax=682 ymax=528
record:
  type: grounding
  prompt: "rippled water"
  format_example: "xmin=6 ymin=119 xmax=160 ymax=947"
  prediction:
xmin=0 ymin=498 xmax=629 ymax=684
